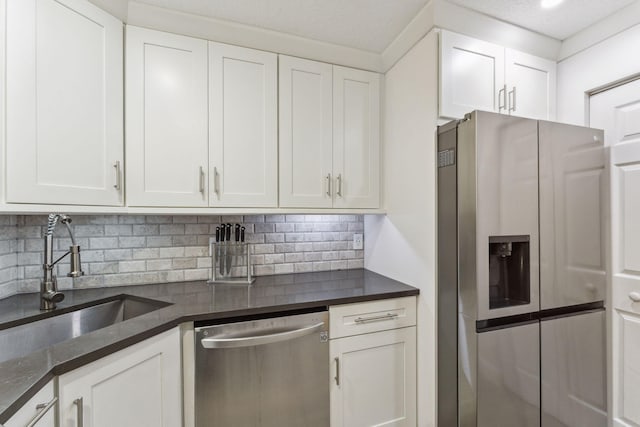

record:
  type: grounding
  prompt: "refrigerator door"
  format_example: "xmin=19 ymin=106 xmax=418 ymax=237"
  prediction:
xmin=539 ymin=121 xmax=607 ymax=310
xmin=465 ymin=111 xmax=540 ymax=321
xmin=477 ymin=321 xmax=540 ymax=427
xmin=541 ymin=310 xmax=607 ymax=426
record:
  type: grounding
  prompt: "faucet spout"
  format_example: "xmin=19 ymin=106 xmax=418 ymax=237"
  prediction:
xmin=40 ymin=214 xmax=84 ymax=310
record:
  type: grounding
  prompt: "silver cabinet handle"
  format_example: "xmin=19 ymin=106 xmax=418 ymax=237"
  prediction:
xmin=201 ymin=322 xmax=325 ymax=349
xmin=629 ymin=292 xmax=640 ymax=302
xmin=498 ymin=84 xmax=507 ymax=112
xmin=336 ymin=174 xmax=342 ymax=197
xmin=326 ymin=174 xmax=332 ymax=197
xmin=74 ymin=397 xmax=83 ymax=427
xmin=334 ymin=357 xmax=340 ymax=386
xmin=213 ymin=167 xmax=220 ymax=197
xmin=25 ymin=397 xmax=57 ymax=427
xmin=199 ymin=166 xmax=205 ymax=194
xmin=354 ymin=313 xmax=399 ymax=324
xmin=508 ymin=86 xmax=517 ymax=112
xmin=113 ymin=161 xmax=121 ymax=191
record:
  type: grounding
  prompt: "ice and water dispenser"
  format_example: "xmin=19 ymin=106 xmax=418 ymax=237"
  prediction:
xmin=488 ymin=235 xmax=530 ymax=309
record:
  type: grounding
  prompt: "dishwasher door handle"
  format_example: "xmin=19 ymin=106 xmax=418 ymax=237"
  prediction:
xmin=200 ymin=322 xmax=325 ymax=349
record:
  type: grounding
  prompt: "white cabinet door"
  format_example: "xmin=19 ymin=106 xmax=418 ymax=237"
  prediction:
xmin=4 ymin=380 xmax=55 ymax=427
xmin=505 ymin=49 xmax=556 ymax=120
xmin=439 ymin=30 xmax=505 ymax=119
xmin=590 ymin=78 xmax=640 ymax=427
xmin=209 ymin=42 xmax=278 ymax=207
xmin=6 ymin=0 xmax=123 ymax=206
xmin=126 ymin=26 xmax=209 ymax=207
xmin=333 ymin=66 xmax=380 ymax=209
xmin=58 ymin=327 xmax=182 ymax=427
xmin=330 ymin=327 xmax=417 ymax=427
xmin=278 ymin=55 xmax=333 ymax=208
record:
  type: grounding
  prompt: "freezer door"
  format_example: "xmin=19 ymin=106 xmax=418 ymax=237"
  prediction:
xmin=539 ymin=121 xmax=607 ymax=310
xmin=477 ymin=321 xmax=540 ymax=427
xmin=465 ymin=111 xmax=540 ymax=320
xmin=541 ymin=310 xmax=607 ymax=427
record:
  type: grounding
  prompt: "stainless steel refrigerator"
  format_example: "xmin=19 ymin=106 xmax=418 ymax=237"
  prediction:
xmin=437 ymin=111 xmax=608 ymax=427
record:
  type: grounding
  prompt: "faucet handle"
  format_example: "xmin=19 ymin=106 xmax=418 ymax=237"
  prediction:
xmin=67 ymin=245 xmax=84 ymax=277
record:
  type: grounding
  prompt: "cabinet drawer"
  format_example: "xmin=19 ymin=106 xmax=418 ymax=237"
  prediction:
xmin=329 ymin=296 xmax=416 ymax=339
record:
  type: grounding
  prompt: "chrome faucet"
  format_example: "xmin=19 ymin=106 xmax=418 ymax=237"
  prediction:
xmin=41 ymin=214 xmax=84 ymax=310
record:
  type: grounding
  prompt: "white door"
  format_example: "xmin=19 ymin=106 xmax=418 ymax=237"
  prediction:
xmin=209 ymin=42 xmax=278 ymax=207
xmin=5 ymin=0 xmax=123 ymax=206
xmin=58 ymin=328 xmax=182 ymax=427
xmin=279 ymin=55 xmax=333 ymax=208
xmin=330 ymin=327 xmax=417 ymax=427
xmin=439 ymin=30 xmax=505 ymax=119
xmin=333 ymin=66 xmax=380 ymax=209
xmin=590 ymin=77 xmax=640 ymax=427
xmin=125 ymin=26 xmax=209 ymax=207
xmin=505 ymin=49 xmax=556 ymax=120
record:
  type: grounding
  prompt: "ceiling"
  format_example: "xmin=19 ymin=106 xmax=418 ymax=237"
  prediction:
xmin=135 ymin=0 xmax=637 ymax=52
xmin=448 ymin=0 xmax=637 ymax=40
xmin=134 ymin=0 xmax=429 ymax=53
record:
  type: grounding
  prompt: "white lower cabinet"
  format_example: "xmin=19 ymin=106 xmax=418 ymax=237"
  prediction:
xmin=329 ymin=297 xmax=417 ymax=427
xmin=58 ymin=327 xmax=182 ymax=427
xmin=5 ymin=380 xmax=56 ymax=427
xmin=330 ymin=327 xmax=417 ymax=427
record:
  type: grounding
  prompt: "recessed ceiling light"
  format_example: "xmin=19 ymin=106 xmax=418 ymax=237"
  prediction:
xmin=541 ymin=0 xmax=564 ymax=8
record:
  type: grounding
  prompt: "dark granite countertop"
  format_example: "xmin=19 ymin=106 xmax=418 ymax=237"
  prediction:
xmin=0 ymin=269 xmax=418 ymax=423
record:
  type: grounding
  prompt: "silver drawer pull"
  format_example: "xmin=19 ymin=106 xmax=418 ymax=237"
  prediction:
xmin=201 ymin=322 xmax=325 ymax=349
xmin=25 ymin=397 xmax=57 ymax=427
xmin=354 ymin=313 xmax=399 ymax=324
xmin=629 ymin=292 xmax=640 ymax=303
xmin=74 ymin=397 xmax=83 ymax=427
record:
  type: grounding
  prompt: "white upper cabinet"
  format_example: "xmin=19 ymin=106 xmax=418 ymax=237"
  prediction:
xmin=505 ymin=49 xmax=556 ymax=120
xmin=439 ymin=30 xmax=505 ymax=119
xmin=279 ymin=55 xmax=333 ymax=208
xmin=278 ymin=57 xmax=380 ymax=209
xmin=333 ymin=66 xmax=380 ymax=209
xmin=126 ymin=26 xmax=209 ymax=207
xmin=440 ymin=30 xmax=556 ymax=121
xmin=5 ymin=0 xmax=124 ymax=206
xmin=209 ymin=43 xmax=278 ymax=207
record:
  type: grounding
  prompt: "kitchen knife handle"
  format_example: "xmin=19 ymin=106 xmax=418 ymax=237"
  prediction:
xmin=199 ymin=166 xmax=205 ymax=194
xmin=226 ymin=224 xmax=231 ymax=241
xmin=326 ymin=174 xmax=332 ymax=197
xmin=213 ymin=167 xmax=220 ymax=197
xmin=220 ymin=225 xmax=225 ymax=242
xmin=215 ymin=227 xmax=220 ymax=242
xmin=336 ymin=174 xmax=342 ymax=197
xmin=240 ymin=226 xmax=245 ymax=242
xmin=235 ymin=224 xmax=241 ymax=242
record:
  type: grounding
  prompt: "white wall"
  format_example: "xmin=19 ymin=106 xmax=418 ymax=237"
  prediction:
xmin=365 ymin=30 xmax=438 ymax=427
xmin=557 ymin=23 xmax=640 ymax=126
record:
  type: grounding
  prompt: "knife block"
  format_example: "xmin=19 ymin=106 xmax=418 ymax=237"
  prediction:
xmin=208 ymin=242 xmax=256 ymax=284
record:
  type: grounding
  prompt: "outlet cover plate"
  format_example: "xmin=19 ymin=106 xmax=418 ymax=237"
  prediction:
xmin=353 ymin=233 xmax=363 ymax=250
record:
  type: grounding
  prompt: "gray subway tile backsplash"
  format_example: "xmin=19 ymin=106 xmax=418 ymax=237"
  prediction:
xmin=0 ymin=214 xmax=365 ymax=297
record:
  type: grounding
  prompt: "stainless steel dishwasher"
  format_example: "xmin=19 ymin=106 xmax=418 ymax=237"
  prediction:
xmin=194 ymin=310 xmax=329 ymax=426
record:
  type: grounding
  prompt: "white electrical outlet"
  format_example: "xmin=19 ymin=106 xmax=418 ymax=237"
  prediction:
xmin=353 ymin=233 xmax=363 ymax=250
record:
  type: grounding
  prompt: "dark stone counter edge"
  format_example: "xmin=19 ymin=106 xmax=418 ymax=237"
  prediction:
xmin=0 ymin=287 xmax=419 ymax=424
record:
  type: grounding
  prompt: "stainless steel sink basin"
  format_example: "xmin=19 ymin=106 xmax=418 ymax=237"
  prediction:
xmin=0 ymin=296 xmax=170 ymax=364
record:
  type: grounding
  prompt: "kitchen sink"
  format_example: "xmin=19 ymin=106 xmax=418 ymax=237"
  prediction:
xmin=0 ymin=296 xmax=170 ymax=364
